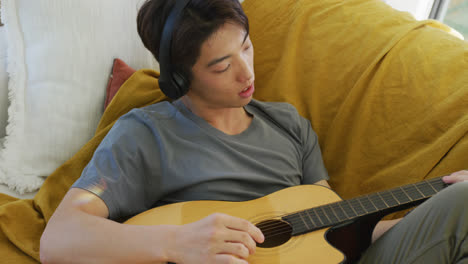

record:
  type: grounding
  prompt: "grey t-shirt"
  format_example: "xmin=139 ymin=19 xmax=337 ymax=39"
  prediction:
xmin=72 ymin=99 xmax=329 ymax=220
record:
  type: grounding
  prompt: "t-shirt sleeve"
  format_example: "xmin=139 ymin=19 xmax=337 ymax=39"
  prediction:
xmin=72 ymin=110 xmax=162 ymax=220
xmin=300 ymin=117 xmax=330 ymax=184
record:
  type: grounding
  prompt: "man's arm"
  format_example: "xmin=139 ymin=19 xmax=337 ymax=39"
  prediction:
xmin=40 ymin=188 xmax=176 ymax=264
xmin=372 ymin=218 xmax=402 ymax=242
xmin=314 ymin=180 xmax=331 ymax=188
xmin=40 ymin=188 xmax=264 ymax=264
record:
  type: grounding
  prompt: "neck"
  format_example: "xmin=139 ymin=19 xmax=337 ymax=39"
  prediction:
xmin=180 ymin=95 xmax=253 ymax=135
xmin=283 ymin=176 xmax=448 ymax=236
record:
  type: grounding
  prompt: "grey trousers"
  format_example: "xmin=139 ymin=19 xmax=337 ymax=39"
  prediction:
xmin=358 ymin=181 xmax=468 ymax=264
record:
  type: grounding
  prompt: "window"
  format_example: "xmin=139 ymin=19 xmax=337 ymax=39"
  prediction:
xmin=383 ymin=0 xmax=436 ymax=20
xmin=442 ymin=0 xmax=468 ymax=39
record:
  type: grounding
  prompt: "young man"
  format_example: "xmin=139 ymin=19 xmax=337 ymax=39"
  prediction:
xmin=40 ymin=0 xmax=468 ymax=263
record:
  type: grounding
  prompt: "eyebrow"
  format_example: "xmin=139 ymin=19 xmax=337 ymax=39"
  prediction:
xmin=206 ymin=32 xmax=250 ymax=68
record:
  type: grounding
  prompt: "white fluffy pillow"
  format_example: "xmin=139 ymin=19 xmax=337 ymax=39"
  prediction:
xmin=0 ymin=26 xmax=8 ymax=145
xmin=0 ymin=0 xmax=158 ymax=194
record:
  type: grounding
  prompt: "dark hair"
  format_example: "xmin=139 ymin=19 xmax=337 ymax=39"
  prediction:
xmin=137 ymin=0 xmax=249 ymax=82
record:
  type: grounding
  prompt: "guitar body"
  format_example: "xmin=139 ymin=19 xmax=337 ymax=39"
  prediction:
xmin=125 ymin=185 xmax=349 ymax=264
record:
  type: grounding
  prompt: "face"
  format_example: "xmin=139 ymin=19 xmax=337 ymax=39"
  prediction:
xmin=186 ymin=22 xmax=255 ymax=109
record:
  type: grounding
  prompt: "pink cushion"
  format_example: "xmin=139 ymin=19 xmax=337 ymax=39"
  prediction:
xmin=104 ymin=58 xmax=136 ymax=109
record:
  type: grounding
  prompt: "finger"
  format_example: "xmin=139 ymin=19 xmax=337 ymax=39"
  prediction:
xmin=450 ymin=170 xmax=468 ymax=177
xmin=215 ymin=253 xmax=249 ymax=264
xmin=217 ymin=242 xmax=250 ymax=259
xmin=224 ymin=229 xmax=257 ymax=254
xmin=222 ymin=216 xmax=265 ymax=244
xmin=443 ymin=171 xmax=468 ymax=183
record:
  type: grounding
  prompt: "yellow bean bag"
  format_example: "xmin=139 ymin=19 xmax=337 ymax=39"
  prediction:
xmin=243 ymin=0 xmax=468 ymax=204
xmin=1 ymin=0 xmax=467 ymax=262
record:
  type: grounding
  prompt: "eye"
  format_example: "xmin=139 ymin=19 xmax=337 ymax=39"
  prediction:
xmin=215 ymin=64 xmax=230 ymax=73
xmin=244 ymin=45 xmax=251 ymax=51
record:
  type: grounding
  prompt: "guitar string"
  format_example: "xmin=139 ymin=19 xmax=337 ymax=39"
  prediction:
xmin=256 ymin=179 xmax=441 ymax=234
xmin=257 ymin=187 xmax=444 ymax=239
xmin=251 ymin=178 xmax=445 ymax=237
xmin=257 ymin=188 xmax=439 ymax=239
xmin=257 ymin=177 xmax=444 ymax=232
xmin=257 ymin=192 xmax=434 ymax=236
xmin=257 ymin=180 xmax=443 ymax=237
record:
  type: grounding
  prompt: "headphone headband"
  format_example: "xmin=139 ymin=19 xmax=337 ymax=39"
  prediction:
xmin=158 ymin=0 xmax=191 ymax=99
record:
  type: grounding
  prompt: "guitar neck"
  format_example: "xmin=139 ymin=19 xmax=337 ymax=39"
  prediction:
xmin=283 ymin=177 xmax=448 ymax=236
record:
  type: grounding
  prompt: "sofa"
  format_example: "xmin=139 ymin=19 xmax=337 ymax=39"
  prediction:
xmin=0 ymin=0 xmax=467 ymax=262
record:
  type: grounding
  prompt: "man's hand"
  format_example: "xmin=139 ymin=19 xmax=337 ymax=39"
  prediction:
xmin=442 ymin=170 xmax=468 ymax=184
xmin=169 ymin=213 xmax=264 ymax=264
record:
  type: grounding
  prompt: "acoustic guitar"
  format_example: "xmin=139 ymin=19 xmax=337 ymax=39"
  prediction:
xmin=125 ymin=177 xmax=448 ymax=263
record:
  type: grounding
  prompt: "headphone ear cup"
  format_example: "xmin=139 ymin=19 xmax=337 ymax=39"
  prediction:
xmin=158 ymin=71 xmax=189 ymax=99
xmin=158 ymin=78 xmax=176 ymax=99
xmin=172 ymin=70 xmax=190 ymax=97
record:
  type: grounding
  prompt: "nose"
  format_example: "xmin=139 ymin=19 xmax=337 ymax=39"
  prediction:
xmin=236 ymin=56 xmax=254 ymax=84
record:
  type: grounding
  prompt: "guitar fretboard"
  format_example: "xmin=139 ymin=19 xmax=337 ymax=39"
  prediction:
xmin=282 ymin=177 xmax=447 ymax=236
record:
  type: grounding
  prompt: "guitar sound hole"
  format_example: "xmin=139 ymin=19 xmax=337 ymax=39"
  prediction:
xmin=256 ymin=219 xmax=292 ymax=248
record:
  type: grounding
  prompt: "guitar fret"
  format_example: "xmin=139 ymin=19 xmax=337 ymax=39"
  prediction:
xmin=367 ymin=195 xmax=379 ymax=211
xmin=326 ymin=204 xmax=341 ymax=222
xmin=320 ymin=205 xmax=337 ymax=224
xmin=331 ymin=203 xmax=347 ymax=221
xmin=415 ymin=182 xmax=436 ymax=196
xmin=379 ymin=191 xmax=399 ymax=207
xmin=367 ymin=196 xmax=380 ymax=210
xmin=337 ymin=202 xmax=351 ymax=219
xmin=298 ymin=211 xmax=311 ymax=230
xmin=313 ymin=209 xmax=324 ymax=226
xmin=306 ymin=209 xmax=323 ymax=228
xmin=377 ymin=193 xmax=390 ymax=207
xmin=319 ymin=207 xmax=331 ymax=222
xmin=412 ymin=183 xmax=425 ymax=197
xmin=314 ymin=208 xmax=330 ymax=226
xmin=305 ymin=210 xmax=318 ymax=227
xmin=368 ymin=194 xmax=387 ymax=210
xmin=427 ymin=181 xmax=440 ymax=192
xmin=388 ymin=190 xmax=402 ymax=205
xmin=402 ymin=185 xmax=423 ymax=200
xmin=391 ymin=188 xmax=410 ymax=203
xmin=398 ymin=187 xmax=412 ymax=201
xmin=433 ymin=179 xmax=447 ymax=190
xmin=343 ymin=200 xmax=358 ymax=218
xmin=349 ymin=199 xmax=366 ymax=216
xmin=359 ymin=195 xmax=378 ymax=213
xmin=356 ymin=198 xmax=369 ymax=213
xmin=310 ymin=209 xmax=324 ymax=225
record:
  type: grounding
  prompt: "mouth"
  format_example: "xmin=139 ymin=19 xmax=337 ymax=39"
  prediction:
xmin=239 ymin=83 xmax=255 ymax=98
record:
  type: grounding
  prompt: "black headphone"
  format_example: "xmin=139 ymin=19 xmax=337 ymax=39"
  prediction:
xmin=158 ymin=0 xmax=191 ymax=99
